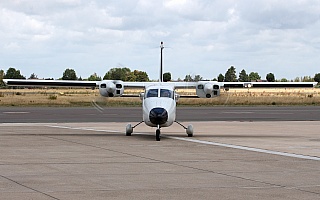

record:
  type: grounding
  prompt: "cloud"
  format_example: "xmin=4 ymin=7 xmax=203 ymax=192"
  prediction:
xmin=0 ymin=0 xmax=320 ymax=80
xmin=238 ymin=0 xmax=320 ymax=29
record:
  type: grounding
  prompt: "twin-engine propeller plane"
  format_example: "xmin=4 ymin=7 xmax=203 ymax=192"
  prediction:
xmin=3 ymin=42 xmax=317 ymax=141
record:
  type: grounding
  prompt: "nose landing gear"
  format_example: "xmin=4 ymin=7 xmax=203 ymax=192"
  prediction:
xmin=156 ymin=128 xmax=161 ymax=141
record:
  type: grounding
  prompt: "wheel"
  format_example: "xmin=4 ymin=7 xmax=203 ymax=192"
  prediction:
xmin=186 ymin=124 xmax=193 ymax=137
xmin=126 ymin=124 xmax=133 ymax=136
xmin=156 ymin=129 xmax=161 ymax=141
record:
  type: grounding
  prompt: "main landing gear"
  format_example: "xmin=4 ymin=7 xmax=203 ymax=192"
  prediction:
xmin=175 ymin=121 xmax=194 ymax=137
xmin=125 ymin=121 xmax=143 ymax=136
xmin=125 ymin=121 xmax=194 ymax=141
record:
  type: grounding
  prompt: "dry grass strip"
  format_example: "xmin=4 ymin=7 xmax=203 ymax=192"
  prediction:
xmin=0 ymin=88 xmax=319 ymax=106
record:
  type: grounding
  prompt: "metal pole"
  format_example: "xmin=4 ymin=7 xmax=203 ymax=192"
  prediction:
xmin=160 ymin=41 xmax=164 ymax=82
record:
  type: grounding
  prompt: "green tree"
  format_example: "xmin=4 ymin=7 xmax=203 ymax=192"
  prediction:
xmin=88 ymin=73 xmax=102 ymax=81
xmin=266 ymin=73 xmax=275 ymax=82
xmin=3 ymin=67 xmax=26 ymax=79
xmin=133 ymin=70 xmax=149 ymax=82
xmin=293 ymin=77 xmax=300 ymax=82
xmin=314 ymin=73 xmax=320 ymax=83
xmin=0 ymin=69 xmax=4 ymax=87
xmin=248 ymin=72 xmax=261 ymax=81
xmin=29 ymin=73 xmax=38 ymax=79
xmin=224 ymin=66 xmax=237 ymax=82
xmin=163 ymin=72 xmax=171 ymax=82
xmin=238 ymin=69 xmax=249 ymax=82
xmin=301 ymin=76 xmax=313 ymax=82
xmin=103 ymin=67 xmax=131 ymax=81
xmin=183 ymin=74 xmax=202 ymax=82
xmin=62 ymin=68 xmax=77 ymax=80
xmin=184 ymin=74 xmax=193 ymax=82
xmin=125 ymin=72 xmax=136 ymax=81
xmin=194 ymin=75 xmax=202 ymax=82
xmin=217 ymin=73 xmax=224 ymax=82
xmin=280 ymin=78 xmax=288 ymax=82
xmin=0 ymin=69 xmax=4 ymax=79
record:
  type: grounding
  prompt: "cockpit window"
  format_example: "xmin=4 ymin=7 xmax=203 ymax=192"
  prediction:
xmin=160 ymin=89 xmax=173 ymax=99
xmin=146 ymin=89 xmax=158 ymax=98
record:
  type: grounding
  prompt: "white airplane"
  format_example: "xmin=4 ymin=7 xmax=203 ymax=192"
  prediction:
xmin=3 ymin=42 xmax=317 ymax=141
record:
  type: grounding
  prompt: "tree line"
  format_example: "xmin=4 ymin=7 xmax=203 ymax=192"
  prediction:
xmin=213 ymin=66 xmax=320 ymax=83
xmin=1 ymin=66 xmax=320 ymax=88
xmin=0 ymin=67 xmax=150 ymax=87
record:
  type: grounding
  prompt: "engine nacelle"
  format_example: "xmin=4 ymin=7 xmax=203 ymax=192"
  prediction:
xmin=196 ymin=82 xmax=220 ymax=98
xmin=99 ymin=80 xmax=124 ymax=97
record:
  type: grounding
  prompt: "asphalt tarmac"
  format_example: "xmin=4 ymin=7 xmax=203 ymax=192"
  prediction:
xmin=0 ymin=106 xmax=320 ymax=199
xmin=1 ymin=106 xmax=320 ymax=123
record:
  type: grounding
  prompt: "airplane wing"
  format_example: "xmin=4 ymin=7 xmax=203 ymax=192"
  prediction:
xmin=3 ymin=79 xmax=100 ymax=88
xmin=219 ymin=81 xmax=317 ymax=88
xmin=168 ymin=81 xmax=317 ymax=89
xmin=3 ymin=79 xmax=316 ymax=88
xmin=2 ymin=79 xmax=156 ymax=97
xmin=3 ymin=79 xmax=317 ymax=98
xmin=170 ymin=81 xmax=317 ymax=98
xmin=2 ymin=79 xmax=160 ymax=88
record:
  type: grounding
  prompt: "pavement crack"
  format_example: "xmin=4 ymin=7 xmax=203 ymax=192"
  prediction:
xmin=0 ymin=174 xmax=61 ymax=200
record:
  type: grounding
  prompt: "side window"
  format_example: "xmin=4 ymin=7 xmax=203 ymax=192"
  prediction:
xmin=146 ymin=89 xmax=158 ymax=98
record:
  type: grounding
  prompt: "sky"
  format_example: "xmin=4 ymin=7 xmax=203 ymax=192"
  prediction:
xmin=0 ymin=0 xmax=320 ymax=80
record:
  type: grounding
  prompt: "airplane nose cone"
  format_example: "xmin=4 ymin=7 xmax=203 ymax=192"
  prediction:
xmin=149 ymin=107 xmax=168 ymax=125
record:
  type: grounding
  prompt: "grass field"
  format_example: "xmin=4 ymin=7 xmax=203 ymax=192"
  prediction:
xmin=0 ymin=88 xmax=319 ymax=106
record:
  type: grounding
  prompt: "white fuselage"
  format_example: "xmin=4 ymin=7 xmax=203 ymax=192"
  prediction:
xmin=142 ymin=85 xmax=176 ymax=128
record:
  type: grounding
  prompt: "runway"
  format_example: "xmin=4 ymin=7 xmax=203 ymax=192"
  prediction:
xmin=1 ymin=106 xmax=320 ymax=199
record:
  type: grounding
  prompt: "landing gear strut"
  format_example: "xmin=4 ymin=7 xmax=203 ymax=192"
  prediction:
xmin=175 ymin=121 xmax=194 ymax=137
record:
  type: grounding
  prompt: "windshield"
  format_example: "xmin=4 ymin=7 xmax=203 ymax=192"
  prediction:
xmin=146 ymin=89 xmax=158 ymax=98
xmin=160 ymin=89 xmax=173 ymax=99
xmin=146 ymin=89 xmax=174 ymax=99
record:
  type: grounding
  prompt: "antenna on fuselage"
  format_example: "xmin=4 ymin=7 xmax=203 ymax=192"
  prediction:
xmin=160 ymin=41 xmax=164 ymax=82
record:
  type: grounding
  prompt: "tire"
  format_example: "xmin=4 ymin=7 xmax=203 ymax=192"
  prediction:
xmin=126 ymin=124 xmax=133 ymax=136
xmin=186 ymin=124 xmax=193 ymax=137
xmin=156 ymin=129 xmax=161 ymax=141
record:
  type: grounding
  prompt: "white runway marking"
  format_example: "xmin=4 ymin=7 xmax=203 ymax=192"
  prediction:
xmin=168 ymin=136 xmax=320 ymax=161
xmin=46 ymin=125 xmax=121 ymax=133
xmin=222 ymin=112 xmax=254 ymax=114
xmin=47 ymin=125 xmax=320 ymax=161
xmin=2 ymin=112 xmax=30 ymax=114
